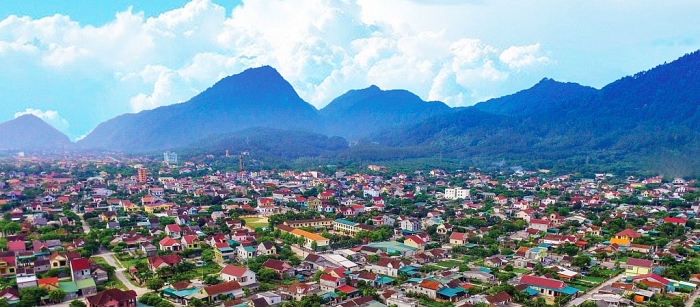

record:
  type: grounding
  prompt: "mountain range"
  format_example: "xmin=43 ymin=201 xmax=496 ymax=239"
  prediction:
xmin=4 ymin=50 xmax=700 ymax=174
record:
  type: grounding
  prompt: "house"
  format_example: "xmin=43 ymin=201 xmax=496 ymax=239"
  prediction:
xmin=284 ymin=282 xmax=320 ymax=301
xmin=201 ymin=280 xmax=244 ymax=301
xmin=529 ymin=219 xmax=550 ymax=232
xmin=404 ymin=235 xmax=427 ymax=251
xmin=625 ymin=258 xmax=653 ymax=277
xmin=181 ymin=235 xmax=200 ymax=250
xmin=368 ymin=258 xmax=404 ymax=277
xmin=220 ymin=265 xmax=257 ymax=287
xmin=50 ymin=252 xmax=70 ymax=269
xmin=214 ymin=242 xmax=235 ymax=263
xmin=77 ymin=278 xmax=98 ymax=296
xmin=486 ymin=291 xmax=512 ymax=306
xmin=519 ymin=275 xmax=579 ymax=300
xmin=262 ymin=259 xmax=294 ymax=279
xmin=236 ymin=245 xmax=257 ymax=262
xmin=164 ymin=224 xmax=182 ymax=239
xmin=0 ymin=288 xmax=20 ymax=305
xmin=257 ymin=242 xmax=276 ymax=256
xmin=319 ymin=273 xmax=346 ymax=292
xmin=86 ymin=289 xmax=138 ymax=307
xmin=159 ymin=237 xmax=182 ymax=252
xmin=70 ymin=258 xmax=92 ymax=281
xmin=17 ymin=274 xmax=38 ymax=289
xmin=0 ymin=257 xmax=16 ymax=276
xmin=148 ymin=255 xmax=182 ymax=272
xmin=449 ymin=232 xmax=466 ymax=245
xmin=414 ymin=279 xmax=441 ymax=299
xmin=610 ymin=229 xmax=641 ymax=246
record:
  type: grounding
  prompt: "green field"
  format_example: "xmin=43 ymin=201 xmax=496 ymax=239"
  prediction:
xmin=436 ymin=260 xmax=462 ymax=268
xmin=581 ymin=276 xmax=605 ymax=283
xmin=243 ymin=217 xmax=269 ymax=228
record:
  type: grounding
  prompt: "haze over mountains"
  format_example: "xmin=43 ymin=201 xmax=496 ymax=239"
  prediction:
xmin=5 ymin=50 xmax=700 ymax=173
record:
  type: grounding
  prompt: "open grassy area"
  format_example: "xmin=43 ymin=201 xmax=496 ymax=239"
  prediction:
xmin=513 ymin=268 xmax=530 ymax=274
xmin=183 ymin=261 xmax=222 ymax=279
xmin=436 ymin=260 xmax=462 ymax=268
xmin=569 ymin=284 xmax=590 ymax=292
xmin=581 ymin=276 xmax=605 ymax=283
xmin=102 ymin=276 xmax=128 ymax=291
xmin=243 ymin=217 xmax=269 ymax=229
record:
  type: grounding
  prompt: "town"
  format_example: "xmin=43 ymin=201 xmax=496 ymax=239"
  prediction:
xmin=1 ymin=152 xmax=700 ymax=307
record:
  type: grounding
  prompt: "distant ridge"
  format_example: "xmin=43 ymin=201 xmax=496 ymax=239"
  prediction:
xmin=0 ymin=114 xmax=72 ymax=150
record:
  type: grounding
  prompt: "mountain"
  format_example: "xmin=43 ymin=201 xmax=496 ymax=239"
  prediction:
xmin=473 ymin=78 xmax=598 ymax=116
xmin=0 ymin=115 xmax=72 ymax=150
xmin=373 ymin=50 xmax=700 ymax=176
xmin=78 ymin=66 xmax=322 ymax=151
xmin=320 ymin=85 xmax=453 ymax=139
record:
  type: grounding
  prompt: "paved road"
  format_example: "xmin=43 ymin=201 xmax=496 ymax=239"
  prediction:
xmin=94 ymin=248 xmax=149 ymax=296
xmin=686 ymin=288 xmax=700 ymax=307
xmin=77 ymin=213 xmax=91 ymax=234
xmin=567 ymin=274 xmax=625 ymax=306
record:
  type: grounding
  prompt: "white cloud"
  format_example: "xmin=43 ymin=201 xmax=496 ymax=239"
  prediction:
xmin=14 ymin=108 xmax=70 ymax=131
xmin=499 ymin=43 xmax=549 ymax=70
xmin=3 ymin=0 xmax=617 ymax=135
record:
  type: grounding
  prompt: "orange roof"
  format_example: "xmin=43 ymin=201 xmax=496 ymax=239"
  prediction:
xmin=290 ymin=228 xmax=326 ymax=241
xmin=38 ymin=277 xmax=59 ymax=285
xmin=419 ymin=279 xmax=441 ymax=290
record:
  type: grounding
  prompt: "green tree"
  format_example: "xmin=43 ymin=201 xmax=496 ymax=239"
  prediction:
xmin=201 ymin=249 xmax=215 ymax=262
xmin=146 ymin=278 xmax=165 ymax=292
xmin=189 ymin=298 xmax=205 ymax=307
xmin=572 ymin=255 xmax=591 ymax=270
xmin=18 ymin=287 xmax=48 ymax=307
xmin=258 ymin=268 xmax=277 ymax=283
xmin=70 ymin=300 xmax=88 ymax=307
xmin=49 ymin=289 xmax=67 ymax=303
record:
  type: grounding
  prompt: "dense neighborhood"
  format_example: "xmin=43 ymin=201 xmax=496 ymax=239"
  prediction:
xmin=1 ymin=154 xmax=700 ymax=307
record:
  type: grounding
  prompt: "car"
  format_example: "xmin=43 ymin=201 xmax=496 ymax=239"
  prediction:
xmin=195 ymin=261 xmax=205 ymax=267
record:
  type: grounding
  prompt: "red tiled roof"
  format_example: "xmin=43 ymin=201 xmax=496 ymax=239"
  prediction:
xmin=419 ymin=279 xmax=441 ymax=290
xmin=520 ymin=275 xmax=565 ymax=289
xmin=449 ymin=232 xmax=465 ymax=240
xmin=86 ymin=289 xmax=137 ymax=305
xmin=337 ymin=285 xmax=357 ymax=293
xmin=204 ymin=280 xmax=242 ymax=296
xmin=626 ymin=258 xmax=653 ymax=268
xmin=664 ymin=217 xmax=687 ymax=224
xmin=221 ymin=265 xmax=249 ymax=277
xmin=616 ymin=229 xmax=642 ymax=238
xmin=529 ymin=219 xmax=549 ymax=225
xmin=38 ymin=277 xmax=59 ymax=285
xmin=70 ymin=258 xmax=90 ymax=271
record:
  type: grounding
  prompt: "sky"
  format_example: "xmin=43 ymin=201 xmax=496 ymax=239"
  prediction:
xmin=1 ymin=0 xmax=699 ymax=141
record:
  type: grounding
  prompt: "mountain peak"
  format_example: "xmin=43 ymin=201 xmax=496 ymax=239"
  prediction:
xmin=0 ymin=114 xmax=72 ymax=150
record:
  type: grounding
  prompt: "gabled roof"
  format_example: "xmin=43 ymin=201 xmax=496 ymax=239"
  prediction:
xmin=626 ymin=258 xmax=653 ymax=268
xmin=221 ymin=264 xmax=250 ymax=277
xmin=86 ymin=289 xmax=137 ymax=305
xmin=616 ymin=228 xmax=642 ymax=238
xmin=203 ymin=280 xmax=241 ymax=296
xmin=70 ymin=258 xmax=90 ymax=271
xmin=449 ymin=232 xmax=466 ymax=241
xmin=520 ymin=275 xmax=566 ymax=290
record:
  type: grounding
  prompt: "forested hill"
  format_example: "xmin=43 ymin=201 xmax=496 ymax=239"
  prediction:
xmin=372 ymin=50 xmax=700 ymax=176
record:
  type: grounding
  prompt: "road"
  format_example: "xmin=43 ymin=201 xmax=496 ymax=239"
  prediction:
xmin=77 ymin=213 xmax=91 ymax=234
xmin=567 ymin=274 xmax=625 ymax=306
xmin=94 ymin=248 xmax=149 ymax=296
xmin=686 ymin=288 xmax=700 ymax=307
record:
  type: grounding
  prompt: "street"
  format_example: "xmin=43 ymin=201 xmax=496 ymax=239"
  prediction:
xmin=567 ymin=274 xmax=625 ymax=306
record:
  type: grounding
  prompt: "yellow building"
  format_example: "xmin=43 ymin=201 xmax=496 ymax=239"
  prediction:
xmin=290 ymin=228 xmax=329 ymax=249
xmin=284 ymin=218 xmax=333 ymax=229
xmin=144 ymin=202 xmax=174 ymax=213
xmin=625 ymin=258 xmax=653 ymax=276
xmin=307 ymin=197 xmax=322 ymax=211
xmin=50 ymin=253 xmax=69 ymax=269
xmin=0 ymin=257 xmax=16 ymax=275
xmin=610 ymin=229 xmax=641 ymax=246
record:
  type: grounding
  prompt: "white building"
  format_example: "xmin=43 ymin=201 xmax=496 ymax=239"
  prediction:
xmin=444 ymin=188 xmax=470 ymax=200
xmin=163 ymin=151 xmax=178 ymax=164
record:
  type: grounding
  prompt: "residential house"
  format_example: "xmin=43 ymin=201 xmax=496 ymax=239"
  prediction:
xmin=200 ymin=281 xmax=244 ymax=301
xmin=449 ymin=232 xmax=466 ymax=245
xmin=159 ymin=237 xmax=182 ymax=252
xmin=624 ymin=258 xmax=653 ymax=277
xmin=262 ymin=259 xmax=294 ymax=279
xmin=86 ymin=289 xmax=138 ymax=307
xmin=257 ymin=242 xmax=276 ymax=256
xmin=368 ymin=258 xmax=404 ymax=277
xmin=518 ymin=275 xmax=579 ymax=300
xmin=236 ymin=245 xmax=257 ymax=262
xmin=610 ymin=229 xmax=641 ymax=246
xmin=148 ymin=255 xmax=182 ymax=272
xmin=220 ymin=265 xmax=257 ymax=287
xmin=70 ymin=258 xmax=92 ymax=281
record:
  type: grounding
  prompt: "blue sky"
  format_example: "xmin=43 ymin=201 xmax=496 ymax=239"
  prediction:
xmin=1 ymin=0 xmax=699 ymax=141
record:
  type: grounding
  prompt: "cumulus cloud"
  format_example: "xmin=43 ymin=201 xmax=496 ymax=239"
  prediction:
xmin=0 ymin=0 xmax=557 ymax=129
xmin=14 ymin=108 xmax=70 ymax=131
xmin=499 ymin=43 xmax=550 ymax=70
